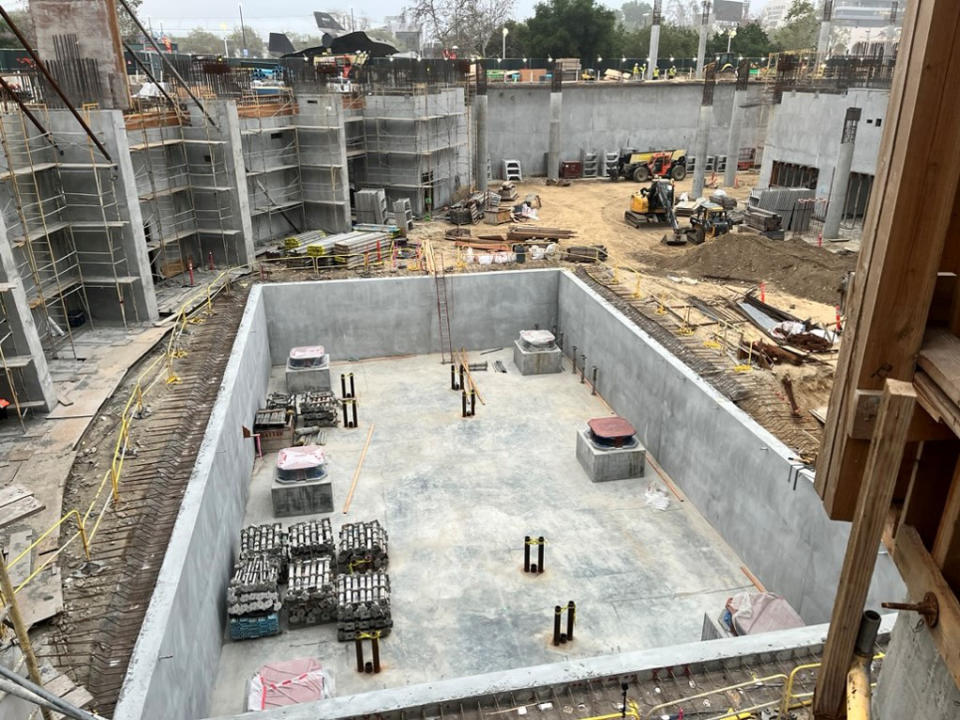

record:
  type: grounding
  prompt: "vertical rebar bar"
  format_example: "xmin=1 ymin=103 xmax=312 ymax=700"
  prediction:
xmin=355 ymin=637 xmax=364 ymax=672
xmin=553 ymin=606 xmax=562 ymax=646
xmin=524 ymin=536 xmax=531 ymax=572
xmin=351 ymin=400 xmax=358 ymax=427
xmin=567 ymin=601 xmax=576 ymax=641
xmin=341 ymin=373 xmax=347 ymax=398
xmin=372 ymin=635 xmax=381 ymax=673
xmin=537 ymin=536 xmax=545 ymax=572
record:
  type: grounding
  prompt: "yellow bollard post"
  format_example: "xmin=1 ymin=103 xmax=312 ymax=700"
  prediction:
xmin=76 ymin=511 xmax=91 ymax=559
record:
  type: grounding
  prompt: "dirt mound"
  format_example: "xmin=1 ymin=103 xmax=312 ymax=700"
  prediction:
xmin=639 ymin=231 xmax=857 ymax=305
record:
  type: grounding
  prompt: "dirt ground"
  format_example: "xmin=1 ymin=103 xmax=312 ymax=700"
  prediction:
xmin=409 ymin=171 xmax=860 ymax=455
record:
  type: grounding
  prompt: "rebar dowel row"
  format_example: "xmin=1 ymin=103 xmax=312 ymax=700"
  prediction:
xmin=354 ymin=634 xmax=382 ymax=673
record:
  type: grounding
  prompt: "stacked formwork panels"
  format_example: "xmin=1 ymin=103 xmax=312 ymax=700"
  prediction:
xmin=361 ymin=87 xmax=468 ymax=217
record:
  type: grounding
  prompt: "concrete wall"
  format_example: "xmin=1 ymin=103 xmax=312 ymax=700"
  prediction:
xmin=261 ymin=269 xmax=560 ymax=365
xmin=758 ymin=88 xmax=889 ymax=196
xmin=113 ymin=286 xmax=271 ymax=720
xmin=874 ymin=613 xmax=960 ymax=719
xmin=556 ymin=272 xmax=903 ymax=623
xmin=486 ymin=82 xmax=769 ymax=178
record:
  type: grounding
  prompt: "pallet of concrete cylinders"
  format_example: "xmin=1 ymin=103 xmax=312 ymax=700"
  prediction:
xmin=285 ymin=519 xmax=338 ymax=626
xmin=286 ymin=345 xmax=332 ymax=393
xmin=337 ymin=520 xmax=389 ymax=573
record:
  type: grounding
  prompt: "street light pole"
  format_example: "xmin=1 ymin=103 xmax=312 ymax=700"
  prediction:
xmin=502 ymin=27 xmax=508 ymax=59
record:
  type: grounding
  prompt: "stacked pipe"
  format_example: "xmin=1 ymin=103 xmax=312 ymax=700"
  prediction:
xmin=239 ymin=523 xmax=288 ymax=569
xmin=286 ymin=556 xmax=338 ymax=626
xmin=336 ymin=572 xmax=393 ymax=640
xmin=337 ymin=520 xmax=389 ymax=573
xmin=288 ymin=518 xmax=335 ymax=559
xmin=294 ymin=392 xmax=339 ymax=427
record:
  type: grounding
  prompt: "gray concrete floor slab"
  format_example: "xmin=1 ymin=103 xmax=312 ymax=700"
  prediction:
xmin=209 ymin=350 xmax=753 ymax=715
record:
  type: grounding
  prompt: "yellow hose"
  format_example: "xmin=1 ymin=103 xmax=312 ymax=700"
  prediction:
xmin=846 ymin=655 xmax=871 ymax=720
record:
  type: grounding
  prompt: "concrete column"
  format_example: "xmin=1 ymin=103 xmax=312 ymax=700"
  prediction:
xmin=298 ymin=95 xmax=351 ymax=233
xmin=723 ymin=60 xmax=750 ymax=188
xmin=816 ymin=1 xmax=833 ymax=68
xmin=823 ymin=107 xmax=861 ymax=240
xmin=0 ymin=213 xmax=57 ymax=410
xmin=696 ymin=2 xmax=711 ymax=79
xmin=648 ymin=23 xmax=661 ymax=79
xmin=474 ymin=71 xmax=489 ymax=191
xmin=692 ymin=106 xmax=712 ymax=199
xmin=547 ymin=88 xmax=562 ymax=181
xmin=208 ymin=101 xmax=256 ymax=265
xmin=691 ymin=64 xmax=716 ymax=199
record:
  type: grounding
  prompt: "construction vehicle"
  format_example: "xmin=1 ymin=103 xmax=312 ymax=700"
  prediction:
xmin=610 ymin=148 xmax=687 ymax=182
xmin=624 ymin=178 xmax=679 ymax=228
xmin=686 ymin=202 xmax=738 ymax=244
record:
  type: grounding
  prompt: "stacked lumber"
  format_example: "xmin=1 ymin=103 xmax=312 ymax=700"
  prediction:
xmin=507 ymin=225 xmax=575 ymax=242
xmin=332 ymin=231 xmax=391 ymax=267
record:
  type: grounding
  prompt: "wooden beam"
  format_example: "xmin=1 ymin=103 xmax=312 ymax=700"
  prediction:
xmin=848 ymin=389 xmax=951 ymax=441
xmin=813 ymin=379 xmax=916 ymax=720
xmin=817 ymin=0 xmax=960 ymax=520
xmin=891 ymin=524 xmax=960 ymax=688
xmin=933 ymin=456 xmax=960 ymax=588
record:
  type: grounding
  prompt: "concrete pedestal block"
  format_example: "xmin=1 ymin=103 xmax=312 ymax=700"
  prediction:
xmin=286 ymin=355 xmax=331 ymax=393
xmin=271 ymin=478 xmax=334 ymax=517
xmin=575 ymin=428 xmax=645 ymax=482
xmin=513 ymin=340 xmax=562 ymax=375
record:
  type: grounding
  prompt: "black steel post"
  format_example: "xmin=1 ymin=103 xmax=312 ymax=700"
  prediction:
xmin=372 ymin=636 xmax=381 ymax=673
xmin=351 ymin=400 xmax=358 ymax=427
xmin=524 ymin=536 xmax=531 ymax=572
xmin=355 ymin=637 xmax=364 ymax=672
xmin=341 ymin=373 xmax=347 ymax=397
xmin=364 ymin=661 xmax=373 ymax=674
xmin=553 ymin=606 xmax=562 ymax=646
xmin=567 ymin=601 xmax=576 ymax=641
xmin=572 ymin=346 xmax=578 ymax=374
xmin=591 ymin=366 xmax=598 ymax=395
xmin=470 ymin=389 xmax=476 ymax=416
xmin=459 ymin=364 xmax=465 ymax=392
xmin=537 ymin=536 xmax=545 ymax=572
xmin=350 ymin=373 xmax=355 ymax=398
xmin=580 ymin=355 xmax=586 ymax=383
xmin=462 ymin=390 xmax=467 ymax=417
xmin=451 ymin=363 xmax=457 ymax=389
xmin=342 ymin=400 xmax=349 ymax=426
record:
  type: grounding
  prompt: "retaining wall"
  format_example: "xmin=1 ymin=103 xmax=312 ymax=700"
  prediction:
xmin=486 ymin=82 xmax=770 ymax=178
xmin=114 ymin=286 xmax=272 ymax=720
xmin=556 ymin=272 xmax=903 ymax=623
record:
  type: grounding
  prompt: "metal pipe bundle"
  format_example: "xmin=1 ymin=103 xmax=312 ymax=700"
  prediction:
xmin=288 ymin=518 xmax=335 ymax=559
xmin=294 ymin=391 xmax=339 ymax=427
xmin=285 ymin=556 xmax=337 ymax=626
xmin=336 ymin=571 xmax=392 ymax=640
xmin=337 ymin=520 xmax=389 ymax=573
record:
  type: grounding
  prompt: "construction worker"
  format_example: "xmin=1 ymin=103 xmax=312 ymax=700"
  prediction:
xmin=652 ymin=66 xmax=660 ymax=80
xmin=668 ymin=65 xmax=677 ymax=79
xmin=632 ymin=62 xmax=640 ymax=78
xmin=639 ymin=63 xmax=646 ymax=79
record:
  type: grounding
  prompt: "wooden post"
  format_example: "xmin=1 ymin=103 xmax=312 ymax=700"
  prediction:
xmin=813 ymin=379 xmax=916 ymax=719
xmin=0 ymin=557 xmax=53 ymax=720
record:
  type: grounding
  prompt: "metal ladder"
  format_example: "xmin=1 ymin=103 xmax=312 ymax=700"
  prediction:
xmin=433 ymin=251 xmax=453 ymax=363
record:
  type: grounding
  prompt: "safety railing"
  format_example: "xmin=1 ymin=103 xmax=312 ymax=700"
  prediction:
xmin=0 ymin=267 xmax=241 ymax=605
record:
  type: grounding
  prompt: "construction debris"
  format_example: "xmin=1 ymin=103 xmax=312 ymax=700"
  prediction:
xmin=336 ymin=571 xmax=393 ymax=640
xmin=499 ymin=181 xmax=519 ymax=202
xmin=286 ymin=556 xmax=338 ymax=626
xmin=562 ymin=244 xmax=608 ymax=263
xmin=494 ymin=360 xmax=508 ymax=373
xmin=447 ymin=192 xmax=485 ymax=225
xmin=507 ymin=225 xmax=575 ymax=243
xmin=338 ymin=520 xmax=389 ymax=573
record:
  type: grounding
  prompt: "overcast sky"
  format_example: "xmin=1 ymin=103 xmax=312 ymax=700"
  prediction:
xmin=131 ymin=0 xmax=771 ymax=38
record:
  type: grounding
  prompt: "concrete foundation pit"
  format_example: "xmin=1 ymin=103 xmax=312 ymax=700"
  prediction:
xmin=114 ymin=269 xmax=903 ymax=720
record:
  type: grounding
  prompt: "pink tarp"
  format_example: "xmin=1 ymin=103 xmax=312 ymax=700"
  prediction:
xmin=247 ymin=657 xmax=331 ymax=711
